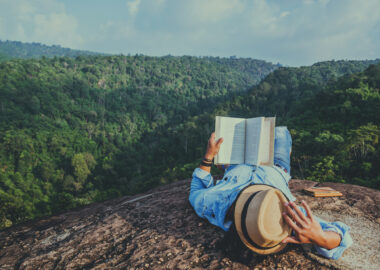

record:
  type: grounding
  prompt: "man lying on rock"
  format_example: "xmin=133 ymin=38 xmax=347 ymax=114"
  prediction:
xmin=189 ymin=127 xmax=352 ymax=259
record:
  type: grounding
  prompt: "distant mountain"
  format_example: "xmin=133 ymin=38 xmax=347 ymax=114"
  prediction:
xmin=225 ymin=59 xmax=380 ymax=119
xmin=0 ymin=40 xmax=103 ymax=60
xmin=0 ymin=40 xmax=379 ymax=230
xmin=0 ymin=54 xmax=279 ymax=229
xmin=165 ymin=60 xmax=380 ymax=190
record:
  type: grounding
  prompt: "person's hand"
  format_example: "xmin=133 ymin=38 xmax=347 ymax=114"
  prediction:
xmin=282 ymin=200 xmax=330 ymax=247
xmin=205 ymin=132 xmax=223 ymax=160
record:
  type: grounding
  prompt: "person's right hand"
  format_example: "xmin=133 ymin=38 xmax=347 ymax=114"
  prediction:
xmin=204 ymin=132 xmax=223 ymax=160
xmin=282 ymin=200 xmax=341 ymax=249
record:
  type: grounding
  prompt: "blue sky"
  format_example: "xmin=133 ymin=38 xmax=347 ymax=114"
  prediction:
xmin=0 ymin=0 xmax=379 ymax=66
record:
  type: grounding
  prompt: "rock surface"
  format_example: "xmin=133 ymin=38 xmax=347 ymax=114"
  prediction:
xmin=0 ymin=179 xmax=379 ymax=270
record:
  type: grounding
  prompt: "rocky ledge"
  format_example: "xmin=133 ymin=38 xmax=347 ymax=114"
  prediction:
xmin=1 ymin=179 xmax=379 ymax=270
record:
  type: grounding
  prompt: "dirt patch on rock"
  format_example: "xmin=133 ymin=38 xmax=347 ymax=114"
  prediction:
xmin=0 ymin=179 xmax=379 ymax=269
xmin=305 ymin=211 xmax=380 ymax=270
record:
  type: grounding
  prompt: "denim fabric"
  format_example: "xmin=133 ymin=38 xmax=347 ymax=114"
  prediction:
xmin=190 ymin=164 xmax=295 ymax=231
xmin=189 ymin=127 xmax=352 ymax=260
xmin=274 ymin=126 xmax=292 ymax=174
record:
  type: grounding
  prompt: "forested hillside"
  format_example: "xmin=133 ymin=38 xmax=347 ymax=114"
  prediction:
xmin=236 ymin=61 xmax=380 ymax=188
xmin=0 ymin=40 xmax=101 ymax=60
xmin=0 ymin=55 xmax=278 ymax=228
xmin=0 ymin=53 xmax=378 ymax=230
xmin=0 ymin=53 xmax=10 ymax=62
xmin=287 ymin=64 xmax=380 ymax=187
xmin=164 ymin=61 xmax=380 ymax=191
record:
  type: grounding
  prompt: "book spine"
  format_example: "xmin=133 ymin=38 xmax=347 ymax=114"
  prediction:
xmin=269 ymin=117 xmax=275 ymax=166
xmin=257 ymin=118 xmax=264 ymax=164
xmin=214 ymin=116 xmax=221 ymax=164
xmin=244 ymin=119 xmax=247 ymax=163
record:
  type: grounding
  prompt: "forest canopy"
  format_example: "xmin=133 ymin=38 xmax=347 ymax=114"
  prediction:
xmin=0 ymin=51 xmax=379 ymax=229
xmin=0 ymin=54 xmax=278 ymax=228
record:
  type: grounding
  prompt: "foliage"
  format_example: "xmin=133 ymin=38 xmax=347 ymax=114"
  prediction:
xmin=0 ymin=54 xmax=277 ymax=228
xmin=148 ymin=60 xmax=380 ymax=192
xmin=0 ymin=49 xmax=379 ymax=229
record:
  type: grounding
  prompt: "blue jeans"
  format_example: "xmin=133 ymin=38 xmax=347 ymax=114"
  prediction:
xmin=274 ymin=126 xmax=292 ymax=174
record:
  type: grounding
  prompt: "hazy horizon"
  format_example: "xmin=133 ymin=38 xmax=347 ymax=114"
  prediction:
xmin=0 ymin=0 xmax=379 ymax=66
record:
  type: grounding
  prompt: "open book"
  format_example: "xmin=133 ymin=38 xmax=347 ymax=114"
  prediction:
xmin=214 ymin=116 xmax=275 ymax=165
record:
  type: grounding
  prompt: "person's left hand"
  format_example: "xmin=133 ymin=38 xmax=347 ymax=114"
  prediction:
xmin=281 ymin=200 xmax=325 ymax=245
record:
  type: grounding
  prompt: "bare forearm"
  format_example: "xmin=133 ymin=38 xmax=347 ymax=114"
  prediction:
xmin=315 ymin=231 xmax=341 ymax=250
xmin=282 ymin=201 xmax=342 ymax=251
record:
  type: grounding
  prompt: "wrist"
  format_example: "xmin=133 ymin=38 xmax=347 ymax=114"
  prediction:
xmin=204 ymin=153 xmax=214 ymax=160
xmin=317 ymin=231 xmax=341 ymax=250
xmin=313 ymin=231 xmax=329 ymax=248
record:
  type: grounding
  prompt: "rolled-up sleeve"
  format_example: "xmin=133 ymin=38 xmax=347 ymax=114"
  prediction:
xmin=189 ymin=168 xmax=214 ymax=218
xmin=299 ymin=207 xmax=353 ymax=260
xmin=191 ymin=168 xmax=214 ymax=189
xmin=313 ymin=216 xmax=353 ymax=260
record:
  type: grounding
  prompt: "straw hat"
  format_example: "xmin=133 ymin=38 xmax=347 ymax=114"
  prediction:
xmin=234 ymin=184 xmax=292 ymax=254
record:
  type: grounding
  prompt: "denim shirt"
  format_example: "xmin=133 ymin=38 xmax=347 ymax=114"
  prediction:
xmin=189 ymin=164 xmax=352 ymax=260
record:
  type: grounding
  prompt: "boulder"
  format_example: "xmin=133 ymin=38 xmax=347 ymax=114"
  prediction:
xmin=0 ymin=179 xmax=379 ymax=270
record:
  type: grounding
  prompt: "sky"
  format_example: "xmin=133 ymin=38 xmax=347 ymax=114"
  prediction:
xmin=0 ymin=0 xmax=379 ymax=66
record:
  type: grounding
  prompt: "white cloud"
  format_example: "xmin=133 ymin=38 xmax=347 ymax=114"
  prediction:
xmin=33 ymin=12 xmax=82 ymax=47
xmin=280 ymin=11 xmax=290 ymax=18
xmin=0 ymin=0 xmax=83 ymax=48
xmin=98 ymin=20 xmax=136 ymax=42
xmin=184 ymin=0 xmax=244 ymax=24
xmin=126 ymin=0 xmax=141 ymax=17
xmin=14 ymin=24 xmax=26 ymax=40
xmin=285 ymin=0 xmax=380 ymax=64
xmin=247 ymin=0 xmax=286 ymax=37
xmin=1 ymin=0 xmax=379 ymax=65
xmin=90 ymin=0 xmax=380 ymax=65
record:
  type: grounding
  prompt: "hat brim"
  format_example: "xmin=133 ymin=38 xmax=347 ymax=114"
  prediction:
xmin=234 ymin=185 xmax=290 ymax=255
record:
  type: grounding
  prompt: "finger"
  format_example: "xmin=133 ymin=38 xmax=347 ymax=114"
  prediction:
xmin=208 ymin=133 xmax=215 ymax=145
xmin=301 ymin=200 xmax=314 ymax=221
xmin=282 ymin=212 xmax=300 ymax=233
xmin=282 ymin=236 xmax=302 ymax=244
xmin=284 ymin=202 xmax=306 ymax=227
xmin=289 ymin=201 xmax=309 ymax=224
xmin=216 ymin=137 xmax=224 ymax=147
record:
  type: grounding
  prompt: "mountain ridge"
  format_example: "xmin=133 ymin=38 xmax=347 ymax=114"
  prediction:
xmin=0 ymin=40 xmax=103 ymax=60
xmin=0 ymin=40 xmax=379 ymax=231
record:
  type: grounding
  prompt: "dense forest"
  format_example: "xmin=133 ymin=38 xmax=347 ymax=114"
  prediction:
xmin=0 ymin=40 xmax=102 ymax=60
xmin=143 ymin=60 xmax=380 ymax=189
xmin=0 ymin=49 xmax=379 ymax=229
xmin=0 ymin=54 xmax=279 ymax=228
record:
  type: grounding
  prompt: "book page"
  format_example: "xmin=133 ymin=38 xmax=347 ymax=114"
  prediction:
xmin=244 ymin=117 xmax=263 ymax=165
xmin=258 ymin=117 xmax=275 ymax=166
xmin=214 ymin=116 xmax=245 ymax=164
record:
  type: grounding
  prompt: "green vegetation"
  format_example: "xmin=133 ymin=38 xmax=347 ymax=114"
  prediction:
xmin=0 ymin=50 xmax=378 ymax=229
xmin=0 ymin=53 xmax=10 ymax=62
xmin=287 ymin=64 xmax=380 ymax=188
xmin=0 ymin=40 xmax=101 ymax=60
xmin=0 ymin=54 xmax=278 ymax=228
xmin=164 ymin=60 xmax=380 ymax=190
